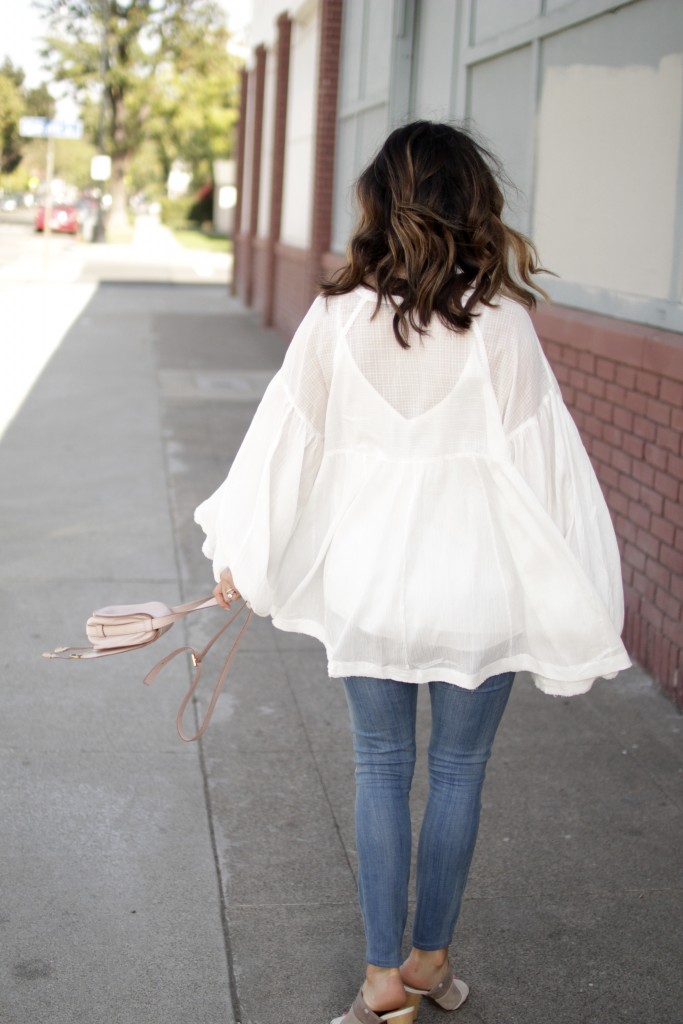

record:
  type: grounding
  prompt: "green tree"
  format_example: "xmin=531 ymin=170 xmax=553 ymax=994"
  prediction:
xmin=0 ymin=59 xmax=57 ymax=183
xmin=0 ymin=60 xmax=26 ymax=174
xmin=5 ymin=138 xmax=44 ymax=191
xmin=37 ymin=0 xmax=241 ymax=229
xmin=0 ymin=57 xmax=25 ymax=89
xmin=24 ymin=82 xmax=57 ymax=119
xmin=54 ymin=137 xmax=99 ymax=188
xmin=144 ymin=12 xmax=239 ymax=187
xmin=128 ymin=137 xmax=164 ymax=198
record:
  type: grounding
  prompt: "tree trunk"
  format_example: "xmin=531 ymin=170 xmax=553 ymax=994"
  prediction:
xmin=107 ymin=91 xmax=130 ymax=234
xmin=108 ymin=150 xmax=129 ymax=232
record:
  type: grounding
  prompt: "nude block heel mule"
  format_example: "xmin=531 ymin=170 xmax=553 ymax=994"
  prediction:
xmin=331 ymin=990 xmax=417 ymax=1024
xmin=403 ymin=966 xmax=469 ymax=1013
xmin=403 ymin=990 xmax=423 ymax=1018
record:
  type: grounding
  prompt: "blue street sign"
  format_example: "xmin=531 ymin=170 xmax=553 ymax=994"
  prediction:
xmin=19 ymin=116 xmax=84 ymax=140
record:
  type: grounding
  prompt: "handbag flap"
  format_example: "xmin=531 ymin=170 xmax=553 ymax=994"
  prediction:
xmin=87 ymin=627 xmax=160 ymax=649
xmin=87 ymin=619 xmax=158 ymax=639
xmin=93 ymin=601 xmax=174 ymax=619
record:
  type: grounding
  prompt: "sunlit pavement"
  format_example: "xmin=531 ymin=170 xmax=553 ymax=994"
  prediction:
xmin=0 ymin=214 xmax=231 ymax=439
xmin=75 ymin=214 xmax=233 ymax=284
xmin=0 ymin=212 xmax=231 ymax=285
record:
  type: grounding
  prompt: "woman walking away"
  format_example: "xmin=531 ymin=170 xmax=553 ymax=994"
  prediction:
xmin=195 ymin=121 xmax=631 ymax=1024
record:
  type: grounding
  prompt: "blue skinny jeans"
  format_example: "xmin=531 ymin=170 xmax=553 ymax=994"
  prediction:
xmin=343 ymin=673 xmax=514 ymax=967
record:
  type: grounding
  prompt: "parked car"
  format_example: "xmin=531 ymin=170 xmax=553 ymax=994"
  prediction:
xmin=34 ymin=203 xmax=79 ymax=234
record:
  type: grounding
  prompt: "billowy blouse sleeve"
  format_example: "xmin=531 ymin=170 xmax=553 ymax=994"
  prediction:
xmin=486 ymin=300 xmax=625 ymax=637
xmin=194 ymin=296 xmax=331 ymax=614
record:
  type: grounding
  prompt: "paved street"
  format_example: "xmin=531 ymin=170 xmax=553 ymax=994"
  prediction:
xmin=0 ymin=221 xmax=681 ymax=1024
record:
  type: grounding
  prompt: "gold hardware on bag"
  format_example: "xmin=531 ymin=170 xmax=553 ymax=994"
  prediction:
xmin=43 ymin=595 xmax=253 ymax=741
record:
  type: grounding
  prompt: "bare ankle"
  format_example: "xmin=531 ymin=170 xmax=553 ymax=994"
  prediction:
xmin=363 ymin=966 xmax=406 ymax=1013
xmin=409 ymin=947 xmax=447 ymax=966
xmin=400 ymin=948 xmax=449 ymax=989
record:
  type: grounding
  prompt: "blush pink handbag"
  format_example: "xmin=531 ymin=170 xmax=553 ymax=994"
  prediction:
xmin=43 ymin=596 xmax=253 ymax=742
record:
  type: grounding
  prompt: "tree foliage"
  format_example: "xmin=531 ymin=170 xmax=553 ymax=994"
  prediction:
xmin=37 ymin=0 xmax=240 ymax=225
xmin=0 ymin=58 xmax=56 ymax=177
xmin=0 ymin=69 xmax=23 ymax=175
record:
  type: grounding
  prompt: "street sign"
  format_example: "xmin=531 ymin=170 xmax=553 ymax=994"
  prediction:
xmin=19 ymin=117 xmax=84 ymax=140
xmin=90 ymin=154 xmax=111 ymax=181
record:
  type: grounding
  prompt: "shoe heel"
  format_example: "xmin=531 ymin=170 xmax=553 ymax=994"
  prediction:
xmin=381 ymin=1007 xmax=417 ymax=1024
xmin=403 ymin=992 xmax=422 ymax=1022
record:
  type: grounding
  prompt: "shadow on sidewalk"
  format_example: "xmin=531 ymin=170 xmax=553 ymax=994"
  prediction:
xmin=0 ymin=281 xmax=681 ymax=1024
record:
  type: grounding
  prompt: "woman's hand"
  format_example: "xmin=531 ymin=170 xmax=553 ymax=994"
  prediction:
xmin=213 ymin=567 xmax=241 ymax=610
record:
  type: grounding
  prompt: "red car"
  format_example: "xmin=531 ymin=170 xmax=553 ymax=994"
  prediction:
xmin=34 ymin=203 xmax=79 ymax=234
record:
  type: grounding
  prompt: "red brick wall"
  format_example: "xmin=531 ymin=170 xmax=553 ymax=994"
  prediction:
xmin=309 ymin=0 xmax=344 ymax=298
xmin=272 ymin=243 xmax=311 ymax=338
xmin=251 ymin=237 xmax=270 ymax=316
xmin=231 ymin=67 xmax=249 ymax=296
xmin=320 ymin=250 xmax=345 ymax=281
xmin=233 ymin=2 xmax=342 ymax=319
xmin=533 ymin=304 xmax=683 ymax=707
xmin=234 ymin=233 xmax=251 ymax=306
xmin=262 ymin=250 xmax=344 ymax=335
xmin=263 ymin=13 xmax=292 ymax=327
xmin=244 ymin=46 xmax=267 ymax=306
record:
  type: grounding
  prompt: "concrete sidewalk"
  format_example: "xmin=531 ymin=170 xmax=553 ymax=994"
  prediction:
xmin=0 ymin=280 xmax=681 ymax=1024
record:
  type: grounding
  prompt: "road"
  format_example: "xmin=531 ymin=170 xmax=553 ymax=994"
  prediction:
xmin=0 ymin=207 xmax=34 ymax=228
xmin=0 ymin=210 xmax=232 ymax=439
xmin=0 ymin=208 xmax=78 ymax=278
xmin=0 ymin=208 xmax=232 ymax=284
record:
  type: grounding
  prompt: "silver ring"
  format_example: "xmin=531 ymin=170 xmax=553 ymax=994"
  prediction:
xmin=224 ymin=589 xmax=236 ymax=599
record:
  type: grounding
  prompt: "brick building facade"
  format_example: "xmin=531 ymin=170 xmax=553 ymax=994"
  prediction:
xmin=232 ymin=0 xmax=683 ymax=706
xmin=534 ymin=307 xmax=683 ymax=703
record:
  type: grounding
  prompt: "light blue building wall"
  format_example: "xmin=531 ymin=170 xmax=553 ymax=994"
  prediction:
xmin=332 ymin=0 xmax=683 ymax=332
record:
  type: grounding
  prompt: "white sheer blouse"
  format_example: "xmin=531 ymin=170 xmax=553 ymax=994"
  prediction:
xmin=195 ymin=287 xmax=631 ymax=696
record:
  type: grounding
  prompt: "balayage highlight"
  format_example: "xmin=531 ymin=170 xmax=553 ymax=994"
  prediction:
xmin=321 ymin=121 xmax=551 ymax=348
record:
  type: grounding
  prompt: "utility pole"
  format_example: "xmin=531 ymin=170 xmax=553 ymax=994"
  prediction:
xmin=93 ymin=0 xmax=109 ymax=242
xmin=44 ymin=135 xmax=55 ymax=244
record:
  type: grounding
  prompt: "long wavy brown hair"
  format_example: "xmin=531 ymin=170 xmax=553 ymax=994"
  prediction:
xmin=321 ymin=121 xmax=550 ymax=347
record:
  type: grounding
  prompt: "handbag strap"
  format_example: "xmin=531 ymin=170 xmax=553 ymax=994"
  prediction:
xmin=42 ymin=625 xmax=175 ymax=660
xmin=143 ymin=600 xmax=254 ymax=742
xmin=148 ymin=595 xmax=218 ymax=630
xmin=43 ymin=596 xmax=253 ymax=742
xmin=43 ymin=596 xmax=219 ymax=660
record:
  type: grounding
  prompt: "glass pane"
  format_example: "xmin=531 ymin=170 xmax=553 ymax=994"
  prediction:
xmin=339 ymin=0 xmax=366 ymax=108
xmin=533 ymin=0 xmax=683 ymax=299
xmin=280 ymin=16 xmax=319 ymax=248
xmin=363 ymin=0 xmax=394 ymax=99
xmin=469 ymin=46 xmax=535 ymax=231
xmin=411 ymin=0 xmax=458 ymax=119
xmin=472 ymin=0 xmax=541 ymax=44
xmin=331 ymin=117 xmax=359 ymax=253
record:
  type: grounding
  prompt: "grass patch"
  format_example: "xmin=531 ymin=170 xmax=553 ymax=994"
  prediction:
xmin=172 ymin=227 xmax=232 ymax=253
